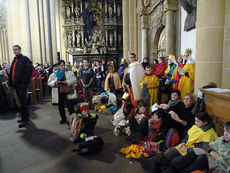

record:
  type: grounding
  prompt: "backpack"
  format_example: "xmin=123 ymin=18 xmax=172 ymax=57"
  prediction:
xmin=164 ymin=128 xmax=179 ymax=148
xmin=73 ymin=136 xmax=104 ymax=156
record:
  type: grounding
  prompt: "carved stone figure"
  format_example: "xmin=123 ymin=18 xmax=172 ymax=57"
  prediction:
xmin=66 ymin=6 xmax=71 ymax=19
xmin=117 ymin=5 xmax=121 ymax=17
xmin=75 ymin=5 xmax=80 ymax=19
xmin=109 ymin=5 xmax=113 ymax=18
xmin=67 ymin=33 xmax=72 ymax=47
xmin=109 ymin=33 xmax=113 ymax=46
xmin=179 ymin=0 xmax=197 ymax=31
xmin=118 ymin=34 xmax=122 ymax=45
xmin=91 ymin=43 xmax=99 ymax=54
xmin=76 ymin=34 xmax=81 ymax=47
xmin=83 ymin=46 xmax=87 ymax=54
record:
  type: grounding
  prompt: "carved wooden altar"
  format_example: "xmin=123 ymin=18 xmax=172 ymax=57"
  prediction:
xmin=62 ymin=0 xmax=122 ymax=62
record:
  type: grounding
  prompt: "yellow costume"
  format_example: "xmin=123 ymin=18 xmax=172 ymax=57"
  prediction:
xmin=140 ymin=74 xmax=159 ymax=112
xmin=178 ymin=59 xmax=195 ymax=101
xmin=119 ymin=144 xmax=150 ymax=159
xmin=175 ymin=125 xmax=218 ymax=156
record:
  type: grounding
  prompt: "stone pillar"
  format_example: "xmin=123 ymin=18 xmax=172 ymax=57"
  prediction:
xmin=43 ymin=0 xmax=53 ymax=65
xmin=20 ymin=0 xmax=32 ymax=60
xmin=2 ymin=28 xmax=9 ymax=63
xmin=165 ymin=10 xmax=174 ymax=56
xmin=195 ymin=0 xmax=225 ymax=92
xmin=122 ymin=0 xmax=129 ymax=59
xmin=0 ymin=28 xmax=4 ymax=63
xmin=222 ymin=0 xmax=230 ymax=88
xmin=141 ymin=28 xmax=148 ymax=61
xmin=129 ymin=0 xmax=134 ymax=53
xmin=141 ymin=14 xmax=149 ymax=61
xmin=55 ymin=0 xmax=61 ymax=54
xmin=38 ymin=0 xmax=46 ymax=64
xmin=50 ymin=0 xmax=58 ymax=64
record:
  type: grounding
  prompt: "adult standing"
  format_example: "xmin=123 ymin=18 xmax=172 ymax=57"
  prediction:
xmin=48 ymin=60 xmax=76 ymax=124
xmin=9 ymin=45 xmax=33 ymax=128
xmin=80 ymin=59 xmax=94 ymax=107
xmin=123 ymin=53 xmax=145 ymax=108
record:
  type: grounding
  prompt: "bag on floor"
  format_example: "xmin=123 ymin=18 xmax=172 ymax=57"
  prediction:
xmin=164 ymin=128 xmax=179 ymax=148
xmin=73 ymin=136 xmax=104 ymax=156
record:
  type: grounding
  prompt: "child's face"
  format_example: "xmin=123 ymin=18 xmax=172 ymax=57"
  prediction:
xmin=82 ymin=109 xmax=89 ymax=117
xmin=145 ymin=68 xmax=152 ymax=75
xmin=224 ymin=126 xmax=230 ymax=142
xmin=153 ymin=113 xmax=160 ymax=120
xmin=195 ymin=117 xmax=207 ymax=128
xmin=139 ymin=106 xmax=147 ymax=114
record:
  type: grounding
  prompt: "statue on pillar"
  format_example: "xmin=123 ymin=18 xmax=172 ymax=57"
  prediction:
xmin=109 ymin=33 xmax=113 ymax=46
xmin=179 ymin=0 xmax=197 ymax=31
xmin=114 ymin=30 xmax=117 ymax=46
xmin=66 ymin=6 xmax=71 ymax=19
xmin=75 ymin=5 xmax=81 ymax=20
xmin=67 ymin=33 xmax=72 ymax=47
xmin=76 ymin=33 xmax=81 ymax=47
xmin=109 ymin=5 xmax=113 ymax=18
xmin=117 ymin=5 xmax=121 ymax=17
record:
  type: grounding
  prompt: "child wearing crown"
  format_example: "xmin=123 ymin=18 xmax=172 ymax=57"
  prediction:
xmin=178 ymin=48 xmax=195 ymax=101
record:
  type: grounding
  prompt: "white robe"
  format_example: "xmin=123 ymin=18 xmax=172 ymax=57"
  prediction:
xmin=129 ymin=61 xmax=145 ymax=101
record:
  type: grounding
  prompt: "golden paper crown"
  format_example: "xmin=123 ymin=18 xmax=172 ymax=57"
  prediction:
xmin=121 ymin=58 xmax=126 ymax=62
xmin=185 ymin=48 xmax=192 ymax=55
xmin=178 ymin=55 xmax=183 ymax=59
xmin=169 ymin=55 xmax=176 ymax=60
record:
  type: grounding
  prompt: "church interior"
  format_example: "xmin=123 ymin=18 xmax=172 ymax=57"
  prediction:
xmin=0 ymin=0 xmax=230 ymax=173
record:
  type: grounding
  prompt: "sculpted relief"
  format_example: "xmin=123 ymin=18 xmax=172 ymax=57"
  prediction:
xmin=179 ymin=0 xmax=197 ymax=31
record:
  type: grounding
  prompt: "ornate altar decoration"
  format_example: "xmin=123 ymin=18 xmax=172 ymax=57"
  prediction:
xmin=62 ymin=0 xmax=123 ymax=62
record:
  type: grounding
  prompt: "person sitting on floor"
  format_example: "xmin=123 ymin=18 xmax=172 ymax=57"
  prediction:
xmin=139 ymin=112 xmax=218 ymax=173
xmin=127 ymin=101 xmax=149 ymax=144
xmin=69 ymin=103 xmax=98 ymax=143
xmin=168 ymin=93 xmax=195 ymax=140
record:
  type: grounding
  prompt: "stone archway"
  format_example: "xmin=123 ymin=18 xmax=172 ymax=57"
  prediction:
xmin=157 ymin=27 xmax=166 ymax=57
xmin=152 ymin=25 xmax=166 ymax=59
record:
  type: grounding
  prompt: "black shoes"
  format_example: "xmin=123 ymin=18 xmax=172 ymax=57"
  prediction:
xmin=17 ymin=119 xmax=29 ymax=128
xmin=59 ymin=119 xmax=67 ymax=124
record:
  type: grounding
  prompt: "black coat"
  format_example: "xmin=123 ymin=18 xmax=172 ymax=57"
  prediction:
xmin=9 ymin=54 xmax=33 ymax=86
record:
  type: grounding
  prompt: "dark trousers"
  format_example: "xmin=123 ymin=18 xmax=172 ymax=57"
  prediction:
xmin=58 ymin=91 xmax=75 ymax=120
xmin=164 ymin=148 xmax=209 ymax=173
xmin=83 ymin=87 xmax=92 ymax=104
xmin=96 ymin=79 xmax=102 ymax=92
xmin=15 ymin=85 xmax=29 ymax=121
xmin=129 ymin=116 xmax=148 ymax=137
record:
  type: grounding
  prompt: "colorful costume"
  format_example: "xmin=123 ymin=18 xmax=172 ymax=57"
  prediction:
xmin=178 ymin=59 xmax=195 ymax=100
xmin=140 ymin=74 xmax=159 ymax=112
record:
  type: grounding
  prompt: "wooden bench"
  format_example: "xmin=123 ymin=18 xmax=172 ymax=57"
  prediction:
xmin=200 ymin=88 xmax=230 ymax=135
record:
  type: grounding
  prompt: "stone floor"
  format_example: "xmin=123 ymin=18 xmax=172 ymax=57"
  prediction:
xmin=0 ymin=98 xmax=146 ymax=173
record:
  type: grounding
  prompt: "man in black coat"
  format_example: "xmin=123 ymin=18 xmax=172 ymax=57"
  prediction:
xmin=9 ymin=45 xmax=33 ymax=128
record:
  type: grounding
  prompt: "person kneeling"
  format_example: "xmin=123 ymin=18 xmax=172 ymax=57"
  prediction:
xmin=69 ymin=103 xmax=98 ymax=143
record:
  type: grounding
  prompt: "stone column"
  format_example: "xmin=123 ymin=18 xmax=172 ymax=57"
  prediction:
xmin=0 ymin=28 xmax=4 ymax=63
xmin=2 ymin=28 xmax=9 ymax=63
xmin=122 ymin=0 xmax=129 ymax=59
xmin=165 ymin=10 xmax=175 ymax=56
xmin=20 ymin=0 xmax=32 ymax=60
xmin=142 ymin=28 xmax=148 ymax=61
xmin=141 ymin=15 xmax=149 ymax=61
xmin=129 ymin=0 xmax=134 ymax=53
xmin=50 ymin=0 xmax=58 ymax=64
xmin=55 ymin=0 xmax=61 ymax=54
xmin=38 ymin=0 xmax=46 ymax=64
xmin=222 ymin=0 xmax=230 ymax=88
xmin=43 ymin=0 xmax=53 ymax=65
xmin=195 ymin=0 xmax=225 ymax=91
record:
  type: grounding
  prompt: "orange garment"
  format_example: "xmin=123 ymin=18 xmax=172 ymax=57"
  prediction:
xmin=129 ymin=87 xmax=138 ymax=108
xmin=12 ymin=58 xmax=18 ymax=84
